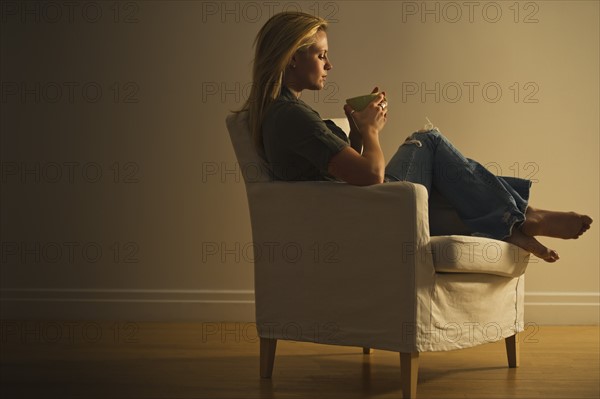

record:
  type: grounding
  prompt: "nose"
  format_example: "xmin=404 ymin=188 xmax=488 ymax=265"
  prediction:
xmin=326 ymin=60 xmax=333 ymax=70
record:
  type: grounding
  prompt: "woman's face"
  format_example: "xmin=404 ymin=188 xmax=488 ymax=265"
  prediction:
xmin=288 ymin=30 xmax=332 ymax=92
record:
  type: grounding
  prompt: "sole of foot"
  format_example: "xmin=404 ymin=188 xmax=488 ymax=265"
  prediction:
xmin=522 ymin=209 xmax=593 ymax=240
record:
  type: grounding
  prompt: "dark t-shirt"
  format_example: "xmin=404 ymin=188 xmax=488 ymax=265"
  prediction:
xmin=262 ymin=86 xmax=350 ymax=181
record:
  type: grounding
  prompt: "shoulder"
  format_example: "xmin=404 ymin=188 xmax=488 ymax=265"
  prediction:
xmin=263 ymin=99 xmax=327 ymax=141
xmin=265 ymin=97 xmax=322 ymax=127
xmin=323 ymin=119 xmax=348 ymax=139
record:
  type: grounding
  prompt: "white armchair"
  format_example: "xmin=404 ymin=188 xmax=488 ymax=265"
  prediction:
xmin=226 ymin=111 xmax=530 ymax=398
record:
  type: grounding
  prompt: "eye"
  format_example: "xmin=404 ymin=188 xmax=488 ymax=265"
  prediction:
xmin=319 ymin=54 xmax=327 ymax=60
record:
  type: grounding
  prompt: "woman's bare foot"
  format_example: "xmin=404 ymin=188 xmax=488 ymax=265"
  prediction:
xmin=521 ymin=207 xmax=593 ymax=239
xmin=505 ymin=228 xmax=560 ymax=262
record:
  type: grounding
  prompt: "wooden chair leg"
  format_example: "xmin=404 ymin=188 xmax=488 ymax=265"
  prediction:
xmin=260 ymin=337 xmax=277 ymax=378
xmin=400 ymin=352 xmax=419 ymax=398
xmin=362 ymin=347 xmax=372 ymax=354
xmin=505 ymin=333 xmax=520 ymax=368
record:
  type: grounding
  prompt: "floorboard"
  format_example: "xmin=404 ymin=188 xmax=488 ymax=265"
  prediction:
xmin=1 ymin=322 xmax=598 ymax=398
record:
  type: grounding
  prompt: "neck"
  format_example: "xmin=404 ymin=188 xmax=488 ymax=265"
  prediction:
xmin=282 ymin=74 xmax=302 ymax=99
xmin=285 ymin=86 xmax=302 ymax=99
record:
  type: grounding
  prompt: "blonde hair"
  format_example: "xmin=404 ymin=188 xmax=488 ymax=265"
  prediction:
xmin=235 ymin=11 xmax=328 ymax=154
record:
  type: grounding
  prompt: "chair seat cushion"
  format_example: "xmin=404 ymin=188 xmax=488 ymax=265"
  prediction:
xmin=429 ymin=235 xmax=530 ymax=278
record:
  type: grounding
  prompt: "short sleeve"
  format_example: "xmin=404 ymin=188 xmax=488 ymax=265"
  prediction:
xmin=286 ymin=107 xmax=348 ymax=166
xmin=265 ymin=103 xmax=349 ymax=179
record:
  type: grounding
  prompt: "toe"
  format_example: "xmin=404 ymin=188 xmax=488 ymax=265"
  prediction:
xmin=546 ymin=250 xmax=559 ymax=262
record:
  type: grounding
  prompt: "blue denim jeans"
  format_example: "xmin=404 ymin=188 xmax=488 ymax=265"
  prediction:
xmin=383 ymin=129 xmax=532 ymax=240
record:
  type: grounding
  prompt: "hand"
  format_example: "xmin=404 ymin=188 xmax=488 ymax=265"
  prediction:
xmin=344 ymin=86 xmax=388 ymax=137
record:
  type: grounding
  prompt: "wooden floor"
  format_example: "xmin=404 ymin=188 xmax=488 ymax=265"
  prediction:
xmin=1 ymin=322 xmax=598 ymax=398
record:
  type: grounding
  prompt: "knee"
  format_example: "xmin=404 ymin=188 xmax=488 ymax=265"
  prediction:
xmin=414 ymin=128 xmax=441 ymax=137
xmin=398 ymin=128 xmax=443 ymax=150
xmin=411 ymin=128 xmax=443 ymax=143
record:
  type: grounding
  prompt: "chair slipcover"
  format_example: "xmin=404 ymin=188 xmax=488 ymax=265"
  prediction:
xmin=226 ymin=111 xmax=528 ymax=353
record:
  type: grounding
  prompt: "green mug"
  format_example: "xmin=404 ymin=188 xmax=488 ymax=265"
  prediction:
xmin=346 ymin=93 xmax=381 ymax=112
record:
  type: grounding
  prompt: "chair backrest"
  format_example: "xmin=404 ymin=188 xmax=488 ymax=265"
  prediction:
xmin=225 ymin=111 xmax=350 ymax=184
xmin=226 ymin=111 xmax=272 ymax=183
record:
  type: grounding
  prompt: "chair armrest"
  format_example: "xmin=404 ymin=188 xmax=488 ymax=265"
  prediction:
xmin=246 ymin=180 xmax=435 ymax=350
xmin=246 ymin=180 xmax=431 ymax=261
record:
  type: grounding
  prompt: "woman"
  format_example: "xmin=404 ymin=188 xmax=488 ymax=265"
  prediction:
xmin=236 ymin=11 xmax=592 ymax=262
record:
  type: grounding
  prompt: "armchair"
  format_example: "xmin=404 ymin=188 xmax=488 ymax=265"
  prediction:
xmin=226 ymin=111 xmax=530 ymax=398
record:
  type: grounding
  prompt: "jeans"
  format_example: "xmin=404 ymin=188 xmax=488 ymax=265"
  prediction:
xmin=383 ymin=128 xmax=532 ymax=240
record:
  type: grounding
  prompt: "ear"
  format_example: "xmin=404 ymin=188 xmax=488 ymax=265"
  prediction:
xmin=289 ymin=53 xmax=298 ymax=69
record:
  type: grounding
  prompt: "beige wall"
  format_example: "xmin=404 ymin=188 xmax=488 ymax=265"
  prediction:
xmin=1 ymin=1 xmax=598 ymax=324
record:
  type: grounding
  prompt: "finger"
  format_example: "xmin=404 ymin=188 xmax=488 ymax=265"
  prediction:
xmin=368 ymin=94 xmax=385 ymax=108
xmin=369 ymin=94 xmax=386 ymax=110
xmin=343 ymin=104 xmax=355 ymax=115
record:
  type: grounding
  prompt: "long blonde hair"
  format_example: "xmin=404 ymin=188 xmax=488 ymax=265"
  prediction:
xmin=235 ymin=12 xmax=328 ymax=154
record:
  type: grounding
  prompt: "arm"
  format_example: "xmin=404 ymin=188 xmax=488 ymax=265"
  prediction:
xmin=327 ymin=91 xmax=387 ymax=186
xmin=349 ymin=126 xmax=363 ymax=154
xmin=328 ymin=128 xmax=384 ymax=186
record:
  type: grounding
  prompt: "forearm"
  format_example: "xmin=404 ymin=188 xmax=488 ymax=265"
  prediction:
xmin=349 ymin=130 xmax=363 ymax=154
xmin=360 ymin=132 xmax=385 ymax=181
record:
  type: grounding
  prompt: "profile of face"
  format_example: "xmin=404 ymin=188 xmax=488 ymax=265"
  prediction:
xmin=286 ymin=30 xmax=332 ymax=92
